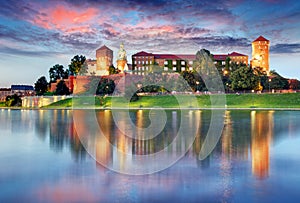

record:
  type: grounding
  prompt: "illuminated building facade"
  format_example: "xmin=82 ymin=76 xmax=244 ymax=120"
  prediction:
xmin=132 ymin=51 xmax=196 ymax=75
xmin=251 ymin=36 xmax=270 ymax=72
xmin=213 ymin=52 xmax=248 ymax=65
xmin=85 ymin=45 xmax=113 ymax=76
xmin=96 ymin=45 xmax=113 ymax=74
xmin=132 ymin=51 xmax=248 ymax=75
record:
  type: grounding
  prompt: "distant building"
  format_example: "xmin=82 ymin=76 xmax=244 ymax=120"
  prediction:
xmin=11 ymin=85 xmax=34 ymax=96
xmin=132 ymin=51 xmax=195 ymax=75
xmin=0 ymin=88 xmax=11 ymax=101
xmin=251 ymin=36 xmax=270 ymax=72
xmin=213 ymin=52 xmax=248 ymax=65
xmin=85 ymin=59 xmax=97 ymax=75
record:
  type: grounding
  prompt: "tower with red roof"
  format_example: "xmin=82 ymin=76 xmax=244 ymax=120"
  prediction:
xmin=251 ymin=36 xmax=270 ymax=72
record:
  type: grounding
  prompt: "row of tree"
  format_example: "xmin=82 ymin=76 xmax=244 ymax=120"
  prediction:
xmin=34 ymin=55 xmax=87 ymax=96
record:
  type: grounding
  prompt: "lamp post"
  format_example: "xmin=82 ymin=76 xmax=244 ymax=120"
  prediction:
xmin=251 ymin=89 xmax=255 ymax=107
xmin=268 ymin=78 xmax=271 ymax=93
xmin=196 ymin=81 xmax=199 ymax=93
xmin=226 ymin=83 xmax=229 ymax=94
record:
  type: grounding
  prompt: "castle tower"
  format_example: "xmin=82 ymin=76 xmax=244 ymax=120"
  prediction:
xmin=96 ymin=45 xmax=113 ymax=75
xmin=251 ymin=36 xmax=270 ymax=72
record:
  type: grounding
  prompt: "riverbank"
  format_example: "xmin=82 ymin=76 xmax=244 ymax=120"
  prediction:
xmin=1 ymin=93 xmax=300 ymax=110
xmin=42 ymin=93 xmax=300 ymax=109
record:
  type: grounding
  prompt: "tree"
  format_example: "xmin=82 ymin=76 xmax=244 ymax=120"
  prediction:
xmin=68 ymin=55 xmax=86 ymax=76
xmin=34 ymin=76 xmax=48 ymax=95
xmin=181 ymin=71 xmax=205 ymax=92
xmin=55 ymin=80 xmax=70 ymax=95
xmin=108 ymin=65 xmax=120 ymax=75
xmin=5 ymin=94 xmax=22 ymax=107
xmin=268 ymin=70 xmax=289 ymax=90
xmin=230 ymin=66 xmax=260 ymax=91
xmin=49 ymin=64 xmax=68 ymax=83
xmin=96 ymin=78 xmax=115 ymax=95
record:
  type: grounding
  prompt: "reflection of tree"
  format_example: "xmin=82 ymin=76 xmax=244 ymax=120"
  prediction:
xmin=49 ymin=110 xmax=69 ymax=152
xmin=34 ymin=110 xmax=49 ymax=141
xmin=48 ymin=110 xmax=87 ymax=160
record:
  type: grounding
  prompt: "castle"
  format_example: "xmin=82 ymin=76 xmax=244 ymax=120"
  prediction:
xmin=84 ymin=35 xmax=270 ymax=77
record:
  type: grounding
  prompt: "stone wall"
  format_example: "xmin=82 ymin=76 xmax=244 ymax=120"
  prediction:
xmin=22 ymin=96 xmax=71 ymax=108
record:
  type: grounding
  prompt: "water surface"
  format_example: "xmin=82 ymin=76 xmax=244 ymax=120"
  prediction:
xmin=0 ymin=109 xmax=300 ymax=202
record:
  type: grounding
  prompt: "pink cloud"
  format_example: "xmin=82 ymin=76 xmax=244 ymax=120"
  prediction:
xmin=31 ymin=4 xmax=98 ymax=33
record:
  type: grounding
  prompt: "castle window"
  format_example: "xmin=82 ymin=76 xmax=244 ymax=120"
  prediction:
xmin=181 ymin=61 xmax=185 ymax=65
xmin=173 ymin=60 xmax=176 ymax=65
xmin=164 ymin=67 xmax=168 ymax=71
xmin=173 ymin=67 xmax=176 ymax=71
xmin=164 ymin=61 xmax=168 ymax=65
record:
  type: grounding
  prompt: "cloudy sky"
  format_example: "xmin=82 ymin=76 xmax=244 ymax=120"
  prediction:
xmin=0 ymin=0 xmax=300 ymax=86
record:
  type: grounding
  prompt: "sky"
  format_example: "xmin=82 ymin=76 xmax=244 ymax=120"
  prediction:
xmin=0 ymin=0 xmax=300 ymax=87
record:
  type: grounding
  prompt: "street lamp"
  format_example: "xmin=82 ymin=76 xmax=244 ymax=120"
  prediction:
xmin=268 ymin=78 xmax=271 ymax=93
xmin=251 ymin=89 xmax=255 ymax=107
xmin=196 ymin=81 xmax=199 ymax=93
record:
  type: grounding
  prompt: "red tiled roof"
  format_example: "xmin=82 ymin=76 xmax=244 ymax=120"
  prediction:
xmin=228 ymin=52 xmax=247 ymax=57
xmin=133 ymin=52 xmax=196 ymax=60
xmin=154 ymin=54 xmax=195 ymax=60
xmin=97 ymin=45 xmax=112 ymax=51
xmin=176 ymin=54 xmax=196 ymax=60
xmin=154 ymin=54 xmax=181 ymax=59
xmin=253 ymin=35 xmax=269 ymax=42
xmin=132 ymin=51 xmax=154 ymax=56
xmin=213 ymin=54 xmax=228 ymax=61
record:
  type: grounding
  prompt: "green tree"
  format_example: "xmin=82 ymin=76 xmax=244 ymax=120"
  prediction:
xmin=108 ymin=65 xmax=120 ymax=75
xmin=34 ymin=76 xmax=48 ymax=95
xmin=181 ymin=71 xmax=205 ymax=92
xmin=5 ymin=94 xmax=22 ymax=107
xmin=68 ymin=55 xmax=86 ymax=76
xmin=230 ymin=66 xmax=260 ymax=91
xmin=55 ymin=80 xmax=70 ymax=95
xmin=49 ymin=64 xmax=68 ymax=83
xmin=96 ymin=78 xmax=115 ymax=95
xmin=269 ymin=70 xmax=289 ymax=90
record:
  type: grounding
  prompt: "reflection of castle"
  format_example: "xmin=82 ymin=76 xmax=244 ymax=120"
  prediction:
xmin=251 ymin=111 xmax=273 ymax=179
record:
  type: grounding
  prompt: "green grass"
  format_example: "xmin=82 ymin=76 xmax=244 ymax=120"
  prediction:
xmin=0 ymin=102 xmax=6 ymax=107
xmin=42 ymin=93 xmax=300 ymax=109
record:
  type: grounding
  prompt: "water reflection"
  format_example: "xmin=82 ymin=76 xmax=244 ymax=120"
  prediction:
xmin=251 ymin=111 xmax=273 ymax=179
xmin=1 ymin=109 xmax=300 ymax=202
